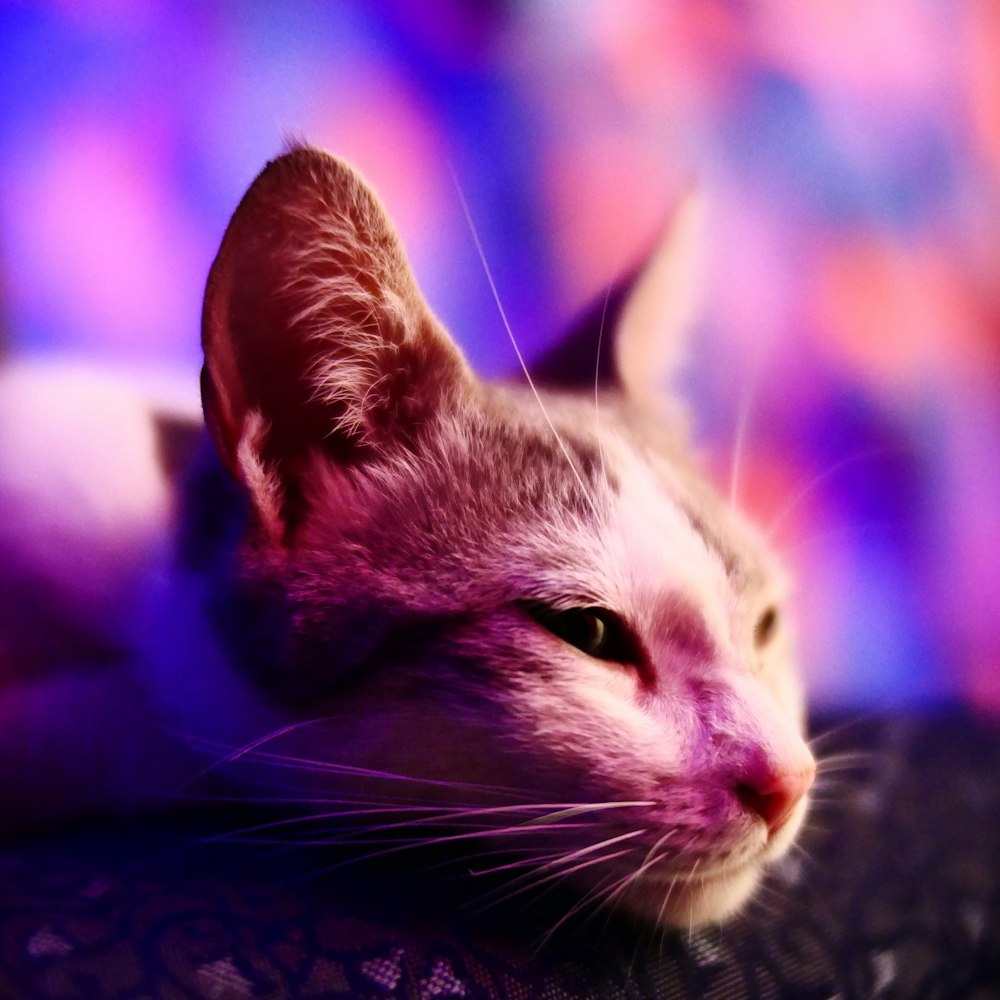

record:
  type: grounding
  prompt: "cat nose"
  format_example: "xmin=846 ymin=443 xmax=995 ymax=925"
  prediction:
xmin=735 ymin=762 xmax=815 ymax=835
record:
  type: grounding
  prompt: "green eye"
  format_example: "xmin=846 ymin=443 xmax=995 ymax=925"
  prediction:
xmin=754 ymin=606 xmax=779 ymax=648
xmin=524 ymin=604 xmax=644 ymax=668
xmin=557 ymin=608 xmax=608 ymax=658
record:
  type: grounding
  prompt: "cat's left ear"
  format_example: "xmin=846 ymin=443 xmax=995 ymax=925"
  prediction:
xmin=612 ymin=187 xmax=706 ymax=404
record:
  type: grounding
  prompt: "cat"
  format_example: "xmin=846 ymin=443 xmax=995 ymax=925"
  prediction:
xmin=0 ymin=144 xmax=814 ymax=930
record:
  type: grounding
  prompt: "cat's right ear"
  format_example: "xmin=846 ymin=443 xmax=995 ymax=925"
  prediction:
xmin=201 ymin=145 xmax=471 ymax=537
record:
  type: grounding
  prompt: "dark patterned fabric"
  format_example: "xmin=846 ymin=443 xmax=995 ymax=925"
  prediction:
xmin=1 ymin=710 xmax=998 ymax=999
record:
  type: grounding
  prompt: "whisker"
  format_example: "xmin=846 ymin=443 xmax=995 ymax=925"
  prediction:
xmin=469 ymin=843 xmax=642 ymax=918
xmin=765 ymin=446 xmax=905 ymax=541
xmin=815 ymin=751 xmax=879 ymax=772
xmin=249 ymin=821 xmax=632 ymax=894
xmin=808 ymin=714 xmax=877 ymax=752
xmin=180 ymin=731 xmax=522 ymax=796
xmin=451 ymin=168 xmax=601 ymax=519
xmin=155 ymin=717 xmax=329 ymax=784
xmin=812 ymin=775 xmax=868 ymax=794
xmin=594 ymin=284 xmax=611 ymax=486
xmin=655 ymin=869 xmax=682 ymax=928
xmin=685 ymin=858 xmax=701 ymax=938
xmin=594 ymin=827 xmax=677 ymax=918
xmin=789 ymin=839 xmax=815 ymax=861
xmin=728 ymin=356 xmax=761 ymax=508
xmin=808 ymin=787 xmax=856 ymax=803
xmin=397 ymin=842 xmax=579 ymax=883
xmin=218 ymin=821 xmax=602 ymax=850
xmin=782 ymin=520 xmax=900 ymax=558
xmin=182 ymin=799 xmax=643 ymax=851
xmin=522 ymin=801 xmax=655 ymax=824
xmin=746 ymin=883 xmax=787 ymax=920
xmin=467 ymin=848 xmax=588 ymax=878
xmin=466 ymin=829 xmax=649 ymax=914
xmin=472 ymin=828 xmax=648 ymax=898
xmin=533 ymin=867 xmax=622 ymax=951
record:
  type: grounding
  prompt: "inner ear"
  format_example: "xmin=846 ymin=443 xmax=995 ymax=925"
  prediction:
xmin=201 ymin=145 xmax=471 ymax=532
xmin=530 ymin=275 xmax=635 ymax=390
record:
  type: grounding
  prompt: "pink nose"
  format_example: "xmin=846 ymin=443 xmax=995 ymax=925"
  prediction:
xmin=736 ymin=763 xmax=815 ymax=835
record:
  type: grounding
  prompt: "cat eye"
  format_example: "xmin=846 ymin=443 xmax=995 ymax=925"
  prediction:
xmin=524 ymin=604 xmax=644 ymax=668
xmin=754 ymin=606 xmax=779 ymax=648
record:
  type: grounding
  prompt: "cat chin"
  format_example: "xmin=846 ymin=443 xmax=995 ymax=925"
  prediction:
xmin=620 ymin=860 xmax=763 ymax=928
xmin=608 ymin=796 xmax=813 ymax=928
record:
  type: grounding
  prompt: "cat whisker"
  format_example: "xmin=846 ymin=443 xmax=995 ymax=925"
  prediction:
xmin=656 ymin=868 xmax=683 ymax=928
xmin=808 ymin=787 xmax=856 ymax=803
xmin=465 ymin=829 xmax=648 ymax=907
xmin=451 ymin=168 xmax=601 ymax=519
xmin=216 ymin=821 xmax=601 ymax=850
xmin=812 ymin=775 xmax=869 ymax=796
xmin=799 ymin=818 xmax=833 ymax=836
xmin=467 ymin=839 xmax=643 ymax=919
xmin=180 ymin=731 xmax=523 ymax=795
xmin=685 ymin=858 xmax=701 ymax=938
xmin=782 ymin=520 xmax=900 ymax=558
xmin=175 ymin=793 xmax=406 ymax=806
xmin=787 ymin=839 xmax=819 ymax=869
xmin=593 ymin=827 xmax=677 ymax=918
xmin=466 ymin=847 xmax=591 ymax=878
xmin=594 ymin=285 xmax=612 ymax=486
xmin=579 ymin=849 xmax=675 ymax=952
xmin=396 ymin=842 xmax=583 ymax=884
xmin=765 ymin=446 xmax=908 ymax=541
xmin=808 ymin=714 xmax=878 ymax=752
xmin=184 ymin=799 xmax=640 ymax=851
xmin=182 ymin=797 xmax=654 ymax=879
xmin=728 ymin=354 xmax=761 ymax=509
xmin=471 ymin=829 xmax=648 ymax=892
xmin=745 ymin=881 xmax=788 ymax=920
xmin=521 ymin=801 xmax=655 ymax=824
xmin=171 ymin=716 xmax=342 ymax=792
xmin=815 ymin=750 xmax=879 ymax=772
xmin=245 ymin=820 xmax=638 ymax=894
xmin=533 ymin=867 xmax=622 ymax=952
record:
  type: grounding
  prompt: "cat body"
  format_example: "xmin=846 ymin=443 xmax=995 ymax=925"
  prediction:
xmin=0 ymin=146 xmax=814 ymax=928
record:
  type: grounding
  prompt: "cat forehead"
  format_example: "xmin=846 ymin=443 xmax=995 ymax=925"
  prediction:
xmin=301 ymin=383 xmax=771 ymax=621
xmin=486 ymin=389 xmax=761 ymax=581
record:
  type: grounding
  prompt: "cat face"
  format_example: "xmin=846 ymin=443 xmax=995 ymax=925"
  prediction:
xmin=199 ymin=145 xmax=814 ymax=928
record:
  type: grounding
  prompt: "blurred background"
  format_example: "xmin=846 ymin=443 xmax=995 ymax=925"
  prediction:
xmin=1 ymin=0 xmax=997 ymax=716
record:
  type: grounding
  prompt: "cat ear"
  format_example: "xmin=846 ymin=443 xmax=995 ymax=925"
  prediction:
xmin=201 ymin=145 xmax=471 ymax=531
xmin=613 ymin=187 xmax=705 ymax=404
xmin=532 ymin=188 xmax=706 ymax=400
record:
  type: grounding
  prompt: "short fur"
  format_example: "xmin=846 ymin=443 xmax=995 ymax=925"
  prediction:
xmin=0 ymin=145 xmax=813 ymax=928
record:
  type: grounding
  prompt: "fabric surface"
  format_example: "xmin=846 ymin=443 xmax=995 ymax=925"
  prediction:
xmin=1 ymin=710 xmax=998 ymax=999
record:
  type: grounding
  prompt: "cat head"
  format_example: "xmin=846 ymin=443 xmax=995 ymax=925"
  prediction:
xmin=201 ymin=145 xmax=814 ymax=928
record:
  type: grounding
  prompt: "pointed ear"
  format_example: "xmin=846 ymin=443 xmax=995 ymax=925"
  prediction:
xmin=532 ymin=188 xmax=706 ymax=399
xmin=201 ymin=145 xmax=471 ymax=531
xmin=613 ymin=187 xmax=705 ymax=403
